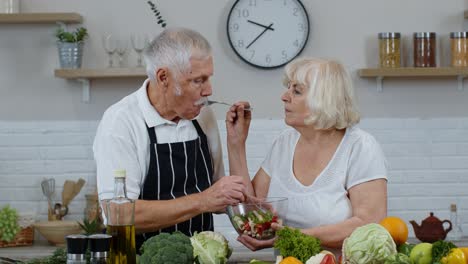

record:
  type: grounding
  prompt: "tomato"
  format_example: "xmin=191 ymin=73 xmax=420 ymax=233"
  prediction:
xmin=320 ymin=254 xmax=336 ymax=264
xmin=255 ymin=224 xmax=264 ymax=235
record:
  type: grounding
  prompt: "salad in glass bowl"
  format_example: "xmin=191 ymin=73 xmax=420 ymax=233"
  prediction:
xmin=227 ymin=197 xmax=288 ymax=240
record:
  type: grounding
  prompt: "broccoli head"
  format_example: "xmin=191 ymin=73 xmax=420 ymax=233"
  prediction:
xmin=140 ymin=231 xmax=194 ymax=264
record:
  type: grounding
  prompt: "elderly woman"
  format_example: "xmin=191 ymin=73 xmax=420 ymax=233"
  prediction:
xmin=226 ymin=57 xmax=387 ymax=252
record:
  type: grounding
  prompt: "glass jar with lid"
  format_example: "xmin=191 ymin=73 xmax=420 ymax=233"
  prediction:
xmin=378 ymin=32 xmax=401 ymax=68
xmin=85 ymin=193 xmax=102 ymax=224
xmin=413 ymin=32 xmax=437 ymax=67
xmin=450 ymin=32 xmax=468 ymax=67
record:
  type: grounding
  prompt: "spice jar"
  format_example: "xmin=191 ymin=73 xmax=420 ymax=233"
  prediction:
xmin=378 ymin=32 xmax=401 ymax=68
xmin=450 ymin=32 xmax=468 ymax=67
xmin=413 ymin=32 xmax=437 ymax=67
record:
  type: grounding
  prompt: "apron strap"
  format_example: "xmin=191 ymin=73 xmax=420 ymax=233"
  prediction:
xmin=192 ymin=119 xmax=205 ymax=137
xmin=146 ymin=123 xmax=158 ymax=144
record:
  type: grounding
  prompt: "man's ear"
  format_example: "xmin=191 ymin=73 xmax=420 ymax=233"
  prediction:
xmin=156 ymin=68 xmax=169 ymax=88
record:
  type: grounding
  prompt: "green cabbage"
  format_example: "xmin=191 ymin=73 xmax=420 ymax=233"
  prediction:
xmin=343 ymin=223 xmax=397 ymax=264
xmin=190 ymin=231 xmax=232 ymax=264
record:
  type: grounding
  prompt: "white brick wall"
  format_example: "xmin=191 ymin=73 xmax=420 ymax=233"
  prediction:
xmin=1 ymin=118 xmax=468 ymax=246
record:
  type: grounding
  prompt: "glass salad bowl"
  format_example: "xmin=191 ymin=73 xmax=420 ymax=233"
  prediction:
xmin=227 ymin=197 xmax=288 ymax=240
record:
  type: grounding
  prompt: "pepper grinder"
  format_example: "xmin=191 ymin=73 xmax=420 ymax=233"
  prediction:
xmin=89 ymin=234 xmax=112 ymax=264
xmin=66 ymin=234 xmax=88 ymax=264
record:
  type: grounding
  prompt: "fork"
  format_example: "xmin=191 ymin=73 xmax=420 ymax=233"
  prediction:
xmin=206 ymin=100 xmax=253 ymax=111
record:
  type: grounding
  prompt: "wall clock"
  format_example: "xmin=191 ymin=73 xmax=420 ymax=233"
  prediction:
xmin=226 ymin=0 xmax=310 ymax=69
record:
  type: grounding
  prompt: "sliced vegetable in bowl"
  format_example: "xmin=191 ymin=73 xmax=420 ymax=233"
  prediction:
xmin=231 ymin=208 xmax=278 ymax=239
xmin=227 ymin=197 xmax=288 ymax=240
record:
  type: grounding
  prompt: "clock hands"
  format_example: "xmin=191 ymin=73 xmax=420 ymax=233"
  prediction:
xmin=246 ymin=23 xmax=274 ymax=49
xmin=247 ymin=20 xmax=275 ymax=31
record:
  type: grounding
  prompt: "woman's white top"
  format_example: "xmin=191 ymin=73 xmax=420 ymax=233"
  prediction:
xmin=262 ymin=126 xmax=387 ymax=229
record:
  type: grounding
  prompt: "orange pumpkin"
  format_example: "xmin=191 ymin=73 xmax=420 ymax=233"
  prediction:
xmin=380 ymin=216 xmax=408 ymax=246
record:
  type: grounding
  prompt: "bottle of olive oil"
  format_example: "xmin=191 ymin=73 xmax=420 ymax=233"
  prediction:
xmin=106 ymin=169 xmax=136 ymax=264
xmin=447 ymin=203 xmax=463 ymax=241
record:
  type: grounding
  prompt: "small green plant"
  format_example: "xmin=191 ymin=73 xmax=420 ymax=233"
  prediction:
xmin=147 ymin=0 xmax=167 ymax=28
xmin=55 ymin=27 xmax=88 ymax=43
xmin=0 ymin=205 xmax=21 ymax=242
xmin=78 ymin=217 xmax=102 ymax=235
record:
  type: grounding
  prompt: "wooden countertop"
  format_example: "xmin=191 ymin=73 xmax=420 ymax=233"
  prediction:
xmin=2 ymin=238 xmax=468 ymax=263
xmin=0 ymin=240 xmax=274 ymax=263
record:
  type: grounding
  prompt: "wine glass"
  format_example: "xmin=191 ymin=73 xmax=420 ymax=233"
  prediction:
xmin=116 ymin=38 xmax=128 ymax=68
xmin=102 ymin=34 xmax=116 ymax=68
xmin=131 ymin=34 xmax=149 ymax=67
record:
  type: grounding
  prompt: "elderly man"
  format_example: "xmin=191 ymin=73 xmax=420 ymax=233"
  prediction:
xmin=93 ymin=27 xmax=246 ymax=249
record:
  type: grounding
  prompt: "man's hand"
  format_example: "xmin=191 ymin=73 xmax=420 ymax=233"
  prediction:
xmin=226 ymin=101 xmax=251 ymax=147
xmin=200 ymin=175 xmax=246 ymax=213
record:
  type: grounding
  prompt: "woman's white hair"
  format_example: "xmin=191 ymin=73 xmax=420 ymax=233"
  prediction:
xmin=143 ymin=27 xmax=212 ymax=82
xmin=283 ymin=57 xmax=360 ymax=129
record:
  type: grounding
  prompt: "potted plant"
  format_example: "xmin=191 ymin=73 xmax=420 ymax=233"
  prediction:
xmin=55 ymin=26 xmax=88 ymax=68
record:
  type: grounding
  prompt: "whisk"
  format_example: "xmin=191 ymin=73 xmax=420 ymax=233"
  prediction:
xmin=40 ymin=178 xmax=55 ymax=220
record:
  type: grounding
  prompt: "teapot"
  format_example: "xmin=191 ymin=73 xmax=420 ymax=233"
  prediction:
xmin=410 ymin=212 xmax=452 ymax=243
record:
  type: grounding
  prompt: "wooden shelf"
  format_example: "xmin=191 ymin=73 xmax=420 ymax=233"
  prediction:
xmin=55 ymin=68 xmax=146 ymax=79
xmin=55 ymin=68 xmax=147 ymax=103
xmin=0 ymin=13 xmax=82 ymax=24
xmin=358 ymin=67 xmax=468 ymax=78
xmin=358 ymin=67 xmax=468 ymax=92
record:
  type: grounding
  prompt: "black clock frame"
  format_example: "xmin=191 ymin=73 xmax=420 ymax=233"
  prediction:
xmin=226 ymin=0 xmax=310 ymax=69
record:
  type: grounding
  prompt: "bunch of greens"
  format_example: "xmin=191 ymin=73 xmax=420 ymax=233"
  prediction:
xmin=147 ymin=1 xmax=166 ymax=28
xmin=397 ymin=243 xmax=415 ymax=257
xmin=342 ymin=223 xmax=397 ymax=264
xmin=140 ymin=231 xmax=193 ymax=264
xmin=384 ymin=253 xmax=412 ymax=264
xmin=432 ymin=240 xmax=457 ymax=263
xmin=191 ymin=231 xmax=232 ymax=264
xmin=274 ymin=227 xmax=321 ymax=263
xmin=55 ymin=27 xmax=88 ymax=43
xmin=0 ymin=205 xmax=21 ymax=242
xmin=24 ymin=248 xmax=67 ymax=264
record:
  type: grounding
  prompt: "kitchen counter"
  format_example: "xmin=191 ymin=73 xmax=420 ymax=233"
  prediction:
xmin=2 ymin=238 xmax=468 ymax=263
xmin=0 ymin=241 xmax=275 ymax=263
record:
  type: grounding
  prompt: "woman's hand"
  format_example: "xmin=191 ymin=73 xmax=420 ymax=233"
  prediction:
xmin=236 ymin=222 xmax=283 ymax=251
xmin=225 ymin=101 xmax=251 ymax=147
xmin=237 ymin=234 xmax=275 ymax=251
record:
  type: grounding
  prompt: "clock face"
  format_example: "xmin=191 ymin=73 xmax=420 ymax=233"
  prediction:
xmin=227 ymin=0 xmax=310 ymax=69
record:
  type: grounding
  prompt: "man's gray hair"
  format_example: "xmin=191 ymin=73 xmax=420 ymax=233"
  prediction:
xmin=143 ymin=27 xmax=212 ymax=82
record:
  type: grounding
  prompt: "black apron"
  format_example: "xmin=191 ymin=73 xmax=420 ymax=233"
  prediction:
xmin=136 ymin=120 xmax=214 ymax=251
